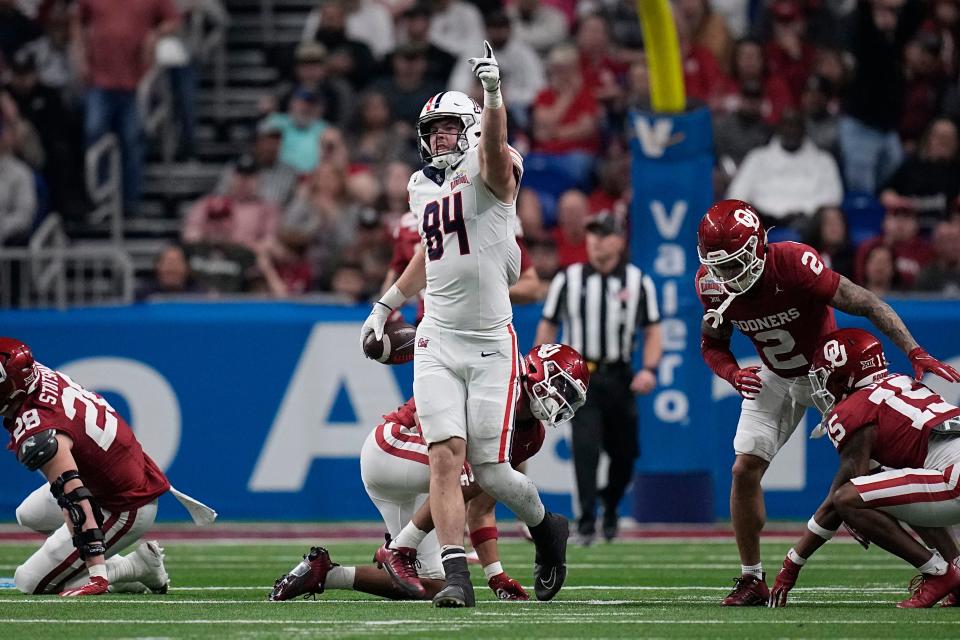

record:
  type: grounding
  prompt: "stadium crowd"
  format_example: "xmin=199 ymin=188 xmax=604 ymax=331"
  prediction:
xmin=1 ymin=0 xmax=960 ymax=302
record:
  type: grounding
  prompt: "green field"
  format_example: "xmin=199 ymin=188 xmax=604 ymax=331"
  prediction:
xmin=1 ymin=537 xmax=958 ymax=639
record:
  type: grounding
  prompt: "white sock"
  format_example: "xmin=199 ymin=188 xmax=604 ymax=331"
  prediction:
xmin=473 ymin=462 xmax=546 ymax=527
xmin=742 ymin=563 xmax=763 ymax=579
xmin=918 ymin=552 xmax=949 ymax=576
xmin=787 ymin=548 xmax=807 ymax=566
xmin=392 ymin=522 xmax=428 ymax=550
xmin=106 ymin=554 xmax=140 ymax=583
xmin=325 ymin=565 xmax=356 ymax=590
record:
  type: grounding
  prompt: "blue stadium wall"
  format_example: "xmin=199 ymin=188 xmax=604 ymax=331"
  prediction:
xmin=1 ymin=300 xmax=959 ymax=522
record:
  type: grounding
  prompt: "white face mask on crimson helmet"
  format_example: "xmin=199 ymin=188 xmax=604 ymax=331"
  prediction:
xmin=416 ymin=91 xmax=482 ymax=170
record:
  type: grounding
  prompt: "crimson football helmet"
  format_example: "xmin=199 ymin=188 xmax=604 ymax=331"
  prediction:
xmin=809 ymin=328 xmax=888 ymax=415
xmin=0 ymin=337 xmax=38 ymax=415
xmin=697 ymin=199 xmax=767 ymax=295
xmin=416 ymin=91 xmax=482 ymax=169
xmin=522 ymin=344 xmax=589 ymax=427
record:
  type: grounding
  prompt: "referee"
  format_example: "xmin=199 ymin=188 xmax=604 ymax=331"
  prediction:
xmin=534 ymin=212 xmax=662 ymax=544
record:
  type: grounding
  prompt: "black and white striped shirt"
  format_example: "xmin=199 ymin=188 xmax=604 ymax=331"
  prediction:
xmin=541 ymin=262 xmax=660 ymax=364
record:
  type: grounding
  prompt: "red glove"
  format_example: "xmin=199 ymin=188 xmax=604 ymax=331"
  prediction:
xmin=768 ymin=556 xmax=802 ymax=608
xmin=60 ymin=576 xmax=109 ymax=597
xmin=909 ymin=348 xmax=960 ymax=383
xmin=732 ymin=366 xmax=763 ymax=400
xmin=488 ymin=572 xmax=529 ymax=600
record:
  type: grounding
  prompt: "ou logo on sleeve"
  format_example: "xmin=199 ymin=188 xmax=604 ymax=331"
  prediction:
xmin=823 ymin=340 xmax=848 ymax=367
xmin=733 ymin=209 xmax=760 ymax=230
xmin=537 ymin=344 xmax=563 ymax=358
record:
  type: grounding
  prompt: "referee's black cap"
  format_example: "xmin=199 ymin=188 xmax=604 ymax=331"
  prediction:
xmin=585 ymin=212 xmax=626 ymax=236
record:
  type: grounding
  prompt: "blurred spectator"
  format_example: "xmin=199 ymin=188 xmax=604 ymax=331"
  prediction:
xmin=217 ymin=120 xmax=298 ymax=207
xmin=284 ymin=160 xmax=364 ymax=285
xmin=900 ymin=31 xmax=949 ymax=149
xmin=839 ymin=0 xmax=924 ymax=194
xmin=263 ymin=88 xmax=330 ymax=174
xmin=578 ymin=0 xmax=644 ymax=52
xmin=674 ymin=5 xmax=730 ymax=105
xmin=6 ymin=51 xmax=79 ymax=213
xmin=811 ymin=46 xmax=848 ymax=95
xmin=347 ymin=90 xmax=416 ymax=167
xmin=449 ymin=11 xmax=544 ymax=126
xmin=183 ymin=156 xmax=281 ymax=250
xmin=255 ymin=229 xmax=314 ymax=297
xmin=269 ymin=43 xmax=354 ymax=129
xmin=302 ymin=0 xmax=376 ymax=89
xmin=727 ymin=109 xmax=843 ymax=226
xmin=18 ymin=2 xmax=77 ymax=98
xmin=330 ymin=260 xmax=367 ymax=302
xmin=915 ymin=220 xmax=960 ymax=294
xmin=552 ymin=189 xmax=590 ymax=268
xmin=182 ymin=241 xmax=258 ymax=294
xmin=531 ymin=45 xmax=601 ymax=181
xmin=931 ymin=0 xmax=959 ymax=81
xmin=723 ymin=37 xmax=793 ymax=124
xmin=800 ymin=75 xmax=840 ymax=156
xmin=517 ymin=186 xmax=547 ymax=242
xmin=73 ymin=0 xmax=181 ymax=214
xmin=589 ymin=150 xmax=630 ymax=218
xmin=675 ymin=0 xmax=734 ymax=72
xmin=392 ymin=2 xmax=455 ymax=85
xmin=0 ymin=0 xmax=42 ymax=62
xmin=429 ymin=0 xmax=485 ymax=57
xmin=371 ymin=43 xmax=444 ymax=127
xmin=0 ymin=91 xmax=44 ymax=169
xmin=880 ymin=117 xmax=960 ymax=226
xmin=0 ymin=114 xmax=37 ymax=246
xmin=303 ymin=0 xmax=395 ymax=61
xmin=861 ymin=243 xmax=899 ymax=295
xmin=576 ymin=14 xmax=629 ymax=108
xmin=137 ymin=243 xmax=203 ymax=299
xmin=802 ymin=205 xmax=856 ymax=278
xmin=763 ymin=0 xmax=816 ymax=103
xmin=507 ymin=0 xmax=568 ymax=56
xmin=377 ymin=160 xmax=415 ymax=225
xmin=711 ymin=0 xmax=750 ymax=39
xmin=529 ymin=237 xmax=560 ymax=280
xmin=854 ymin=206 xmax=933 ymax=288
xmin=713 ymin=81 xmax=772 ymax=169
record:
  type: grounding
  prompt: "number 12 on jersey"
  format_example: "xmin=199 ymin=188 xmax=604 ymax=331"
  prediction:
xmin=423 ymin=191 xmax=470 ymax=261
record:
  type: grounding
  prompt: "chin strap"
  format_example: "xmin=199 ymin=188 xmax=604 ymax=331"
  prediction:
xmin=703 ymin=290 xmax=738 ymax=329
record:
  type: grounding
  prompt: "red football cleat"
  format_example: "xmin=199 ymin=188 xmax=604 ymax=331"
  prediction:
xmin=898 ymin=566 xmax=960 ymax=608
xmin=374 ymin=538 xmax=425 ymax=599
xmin=721 ymin=573 xmax=769 ymax=606
xmin=269 ymin=546 xmax=337 ymax=601
xmin=488 ymin=572 xmax=529 ymax=600
xmin=940 ymin=590 xmax=960 ymax=607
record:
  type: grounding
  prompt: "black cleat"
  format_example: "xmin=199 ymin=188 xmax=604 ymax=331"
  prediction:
xmin=433 ymin=575 xmax=475 ymax=608
xmin=531 ymin=512 xmax=569 ymax=601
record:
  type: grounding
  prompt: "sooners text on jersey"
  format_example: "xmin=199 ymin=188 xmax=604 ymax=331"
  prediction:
xmin=4 ymin=364 xmax=170 ymax=512
xmin=824 ymin=374 xmax=960 ymax=468
xmin=696 ymin=242 xmax=841 ymax=378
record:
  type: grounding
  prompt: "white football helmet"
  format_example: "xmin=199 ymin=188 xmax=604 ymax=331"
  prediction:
xmin=416 ymin=91 xmax=482 ymax=169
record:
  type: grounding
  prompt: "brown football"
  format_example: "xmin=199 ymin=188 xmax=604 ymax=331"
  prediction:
xmin=363 ymin=321 xmax=417 ymax=364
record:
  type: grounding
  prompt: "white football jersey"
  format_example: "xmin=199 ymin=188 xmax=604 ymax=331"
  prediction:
xmin=408 ymin=146 xmax=523 ymax=333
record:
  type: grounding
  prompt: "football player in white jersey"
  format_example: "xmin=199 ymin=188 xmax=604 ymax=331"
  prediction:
xmin=360 ymin=42 xmax=569 ymax=608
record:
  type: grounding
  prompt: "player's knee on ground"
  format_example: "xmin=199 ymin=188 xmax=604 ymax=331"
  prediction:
xmin=730 ymin=455 xmax=766 ymax=485
xmin=13 ymin=564 xmax=42 ymax=594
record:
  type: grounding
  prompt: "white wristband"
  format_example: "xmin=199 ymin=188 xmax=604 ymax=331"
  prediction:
xmin=484 ymin=87 xmax=502 ymax=109
xmin=378 ymin=284 xmax=407 ymax=311
xmin=483 ymin=561 xmax=504 ymax=580
xmin=787 ymin=548 xmax=807 ymax=566
xmin=807 ymin=516 xmax=837 ymax=540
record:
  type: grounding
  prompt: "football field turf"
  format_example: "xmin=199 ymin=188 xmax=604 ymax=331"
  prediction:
xmin=1 ymin=536 xmax=958 ymax=639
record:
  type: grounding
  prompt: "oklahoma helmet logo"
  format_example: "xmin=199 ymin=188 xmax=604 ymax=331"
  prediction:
xmin=733 ymin=209 xmax=760 ymax=230
xmin=537 ymin=344 xmax=562 ymax=359
xmin=823 ymin=340 xmax=847 ymax=368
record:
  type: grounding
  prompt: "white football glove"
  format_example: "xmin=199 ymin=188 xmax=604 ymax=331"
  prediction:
xmin=360 ymin=302 xmax=391 ymax=345
xmin=469 ymin=40 xmax=500 ymax=92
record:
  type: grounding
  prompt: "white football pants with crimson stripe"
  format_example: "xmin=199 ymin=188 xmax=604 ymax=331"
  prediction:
xmin=850 ymin=435 xmax=960 ymax=527
xmin=13 ymin=483 xmax=157 ymax=594
xmin=359 ymin=430 xmax=444 ymax=579
xmin=413 ymin=319 xmax=520 ymax=465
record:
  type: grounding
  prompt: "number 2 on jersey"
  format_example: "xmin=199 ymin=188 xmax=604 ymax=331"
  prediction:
xmin=60 ymin=374 xmax=119 ymax=452
xmin=423 ymin=191 xmax=470 ymax=261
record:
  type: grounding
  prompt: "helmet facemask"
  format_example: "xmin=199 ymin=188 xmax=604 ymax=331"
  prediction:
xmin=417 ymin=114 xmax=476 ymax=169
xmin=699 ymin=235 xmax=765 ymax=295
xmin=808 ymin=366 xmax=836 ymax=415
xmin=527 ymin=360 xmax=588 ymax=427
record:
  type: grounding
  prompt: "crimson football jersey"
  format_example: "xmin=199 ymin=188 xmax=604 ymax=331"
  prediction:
xmin=374 ymin=395 xmax=544 ymax=468
xmin=824 ymin=374 xmax=960 ymax=468
xmin=696 ymin=241 xmax=841 ymax=378
xmin=4 ymin=363 xmax=170 ymax=512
